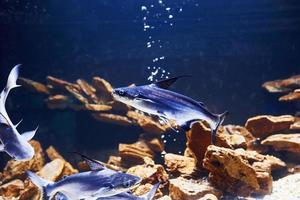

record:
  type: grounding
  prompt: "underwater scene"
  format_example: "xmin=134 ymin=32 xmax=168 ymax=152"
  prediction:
xmin=1 ymin=0 xmax=300 ymax=200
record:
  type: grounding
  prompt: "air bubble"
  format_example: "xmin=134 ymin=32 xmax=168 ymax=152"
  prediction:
xmin=141 ymin=6 xmax=147 ymax=11
xmin=169 ymin=15 xmax=173 ymax=19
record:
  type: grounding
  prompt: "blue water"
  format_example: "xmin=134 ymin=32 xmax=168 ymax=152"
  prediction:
xmin=0 ymin=0 xmax=300 ymax=166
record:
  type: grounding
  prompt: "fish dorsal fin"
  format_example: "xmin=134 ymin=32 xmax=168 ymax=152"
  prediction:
xmin=74 ymin=152 xmax=105 ymax=171
xmin=141 ymin=182 xmax=160 ymax=200
xmin=153 ymin=75 xmax=191 ymax=89
xmin=22 ymin=126 xmax=38 ymax=141
xmin=0 ymin=112 xmax=10 ymax=126
xmin=14 ymin=119 xmax=23 ymax=128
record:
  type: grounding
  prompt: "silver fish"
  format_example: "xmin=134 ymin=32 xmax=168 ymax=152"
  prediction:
xmin=26 ymin=154 xmax=142 ymax=200
xmin=112 ymin=76 xmax=228 ymax=143
xmin=0 ymin=65 xmax=38 ymax=161
xmin=54 ymin=183 xmax=160 ymax=200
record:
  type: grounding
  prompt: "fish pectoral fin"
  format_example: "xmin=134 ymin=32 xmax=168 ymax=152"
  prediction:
xmin=0 ymin=143 xmax=4 ymax=151
xmin=73 ymin=152 xmax=106 ymax=171
xmin=90 ymin=187 xmax=110 ymax=198
xmin=22 ymin=126 xmax=38 ymax=141
xmin=153 ymin=75 xmax=191 ymax=89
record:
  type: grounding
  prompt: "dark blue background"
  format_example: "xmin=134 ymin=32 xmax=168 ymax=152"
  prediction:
xmin=0 ymin=0 xmax=300 ymax=166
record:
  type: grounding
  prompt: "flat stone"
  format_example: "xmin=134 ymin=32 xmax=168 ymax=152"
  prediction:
xmin=169 ymin=177 xmax=222 ymax=200
xmin=279 ymin=90 xmax=300 ymax=102
xmin=245 ymin=115 xmax=295 ymax=138
xmin=186 ymin=121 xmax=211 ymax=168
xmin=216 ymin=125 xmax=255 ymax=149
xmin=0 ymin=179 xmax=24 ymax=198
xmin=119 ymin=141 xmax=155 ymax=167
xmin=1 ymin=141 xmax=44 ymax=183
xmin=18 ymin=77 xmax=50 ymax=94
xmin=261 ymin=134 xmax=300 ymax=154
xmin=203 ymin=145 xmax=286 ymax=196
xmin=92 ymin=113 xmax=133 ymax=126
xmin=164 ymin=153 xmax=196 ymax=175
xmin=46 ymin=95 xmax=71 ymax=109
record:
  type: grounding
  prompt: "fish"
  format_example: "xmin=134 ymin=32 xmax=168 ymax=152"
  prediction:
xmin=54 ymin=183 xmax=160 ymax=200
xmin=26 ymin=154 xmax=142 ymax=200
xmin=112 ymin=76 xmax=228 ymax=143
xmin=0 ymin=65 xmax=38 ymax=161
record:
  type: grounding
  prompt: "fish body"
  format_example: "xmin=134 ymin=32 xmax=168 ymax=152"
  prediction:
xmin=112 ymin=77 xmax=228 ymax=143
xmin=0 ymin=65 xmax=37 ymax=161
xmin=27 ymin=154 xmax=141 ymax=200
xmin=55 ymin=183 xmax=159 ymax=200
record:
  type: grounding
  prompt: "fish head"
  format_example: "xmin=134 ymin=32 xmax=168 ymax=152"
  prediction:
xmin=4 ymin=137 xmax=35 ymax=161
xmin=112 ymin=86 xmax=140 ymax=103
xmin=102 ymin=172 xmax=141 ymax=196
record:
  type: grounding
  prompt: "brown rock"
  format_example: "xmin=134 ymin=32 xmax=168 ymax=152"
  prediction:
xmin=92 ymin=113 xmax=133 ymax=126
xmin=186 ymin=122 xmax=211 ymax=168
xmin=82 ymin=104 xmax=112 ymax=111
xmin=279 ymin=89 xmax=300 ymax=102
xmin=0 ymin=179 xmax=24 ymax=198
xmin=261 ymin=134 xmax=300 ymax=154
xmin=65 ymin=85 xmax=89 ymax=104
xmin=18 ymin=77 xmax=50 ymax=94
xmin=262 ymin=75 xmax=300 ymax=93
xmin=216 ymin=125 xmax=255 ymax=149
xmin=93 ymin=76 xmax=113 ymax=101
xmin=157 ymin=196 xmax=172 ymax=200
xmin=164 ymin=153 xmax=196 ymax=175
xmin=145 ymin=137 xmax=164 ymax=152
xmin=46 ymin=76 xmax=79 ymax=92
xmin=46 ymin=95 xmax=71 ymax=109
xmin=127 ymin=162 xmax=168 ymax=185
xmin=2 ymin=140 xmax=44 ymax=183
xmin=290 ymin=120 xmax=300 ymax=130
xmin=127 ymin=111 xmax=169 ymax=135
xmin=203 ymin=145 xmax=286 ymax=196
xmin=119 ymin=141 xmax=155 ymax=167
xmin=169 ymin=177 xmax=222 ymax=200
xmin=45 ymin=146 xmax=78 ymax=176
xmin=37 ymin=159 xmax=65 ymax=181
xmin=245 ymin=115 xmax=295 ymax=138
xmin=76 ymin=79 xmax=98 ymax=103
xmin=106 ymin=156 xmax=123 ymax=171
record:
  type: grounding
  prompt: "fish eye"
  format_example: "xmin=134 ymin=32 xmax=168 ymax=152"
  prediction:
xmin=123 ymin=180 xmax=132 ymax=188
xmin=117 ymin=90 xmax=126 ymax=96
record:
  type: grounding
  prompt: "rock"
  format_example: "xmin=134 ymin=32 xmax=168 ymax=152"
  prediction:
xmin=216 ymin=125 xmax=255 ymax=149
xmin=46 ymin=76 xmax=79 ymax=92
xmin=261 ymin=134 xmax=300 ymax=154
xmin=203 ymin=145 xmax=286 ymax=196
xmin=145 ymin=137 xmax=164 ymax=153
xmin=127 ymin=111 xmax=169 ymax=135
xmin=262 ymin=75 xmax=300 ymax=93
xmin=127 ymin=162 xmax=168 ymax=185
xmin=37 ymin=159 xmax=65 ymax=181
xmin=65 ymin=85 xmax=89 ymax=104
xmin=46 ymin=95 xmax=71 ymax=109
xmin=92 ymin=113 xmax=133 ymax=126
xmin=157 ymin=196 xmax=172 ymax=200
xmin=93 ymin=76 xmax=113 ymax=101
xmin=76 ymin=79 xmax=98 ymax=103
xmin=0 ymin=179 xmax=24 ymax=198
xmin=106 ymin=156 xmax=123 ymax=171
xmin=82 ymin=104 xmax=112 ymax=111
xmin=279 ymin=89 xmax=300 ymax=102
xmin=164 ymin=153 xmax=196 ymax=176
xmin=133 ymin=183 xmax=162 ymax=198
xmin=18 ymin=77 xmax=50 ymax=94
xmin=245 ymin=115 xmax=295 ymax=138
xmin=46 ymin=146 xmax=78 ymax=176
xmin=290 ymin=120 xmax=300 ymax=130
xmin=186 ymin=122 xmax=211 ymax=168
xmin=119 ymin=141 xmax=155 ymax=167
xmin=1 ymin=141 xmax=44 ymax=183
xmin=169 ymin=177 xmax=222 ymax=200
xmin=262 ymin=173 xmax=300 ymax=200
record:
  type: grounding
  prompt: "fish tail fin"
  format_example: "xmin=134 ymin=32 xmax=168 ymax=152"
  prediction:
xmin=6 ymin=64 xmax=21 ymax=91
xmin=211 ymin=111 xmax=229 ymax=144
xmin=26 ymin=170 xmax=52 ymax=199
xmin=142 ymin=183 xmax=160 ymax=200
xmin=0 ymin=65 xmax=21 ymax=125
